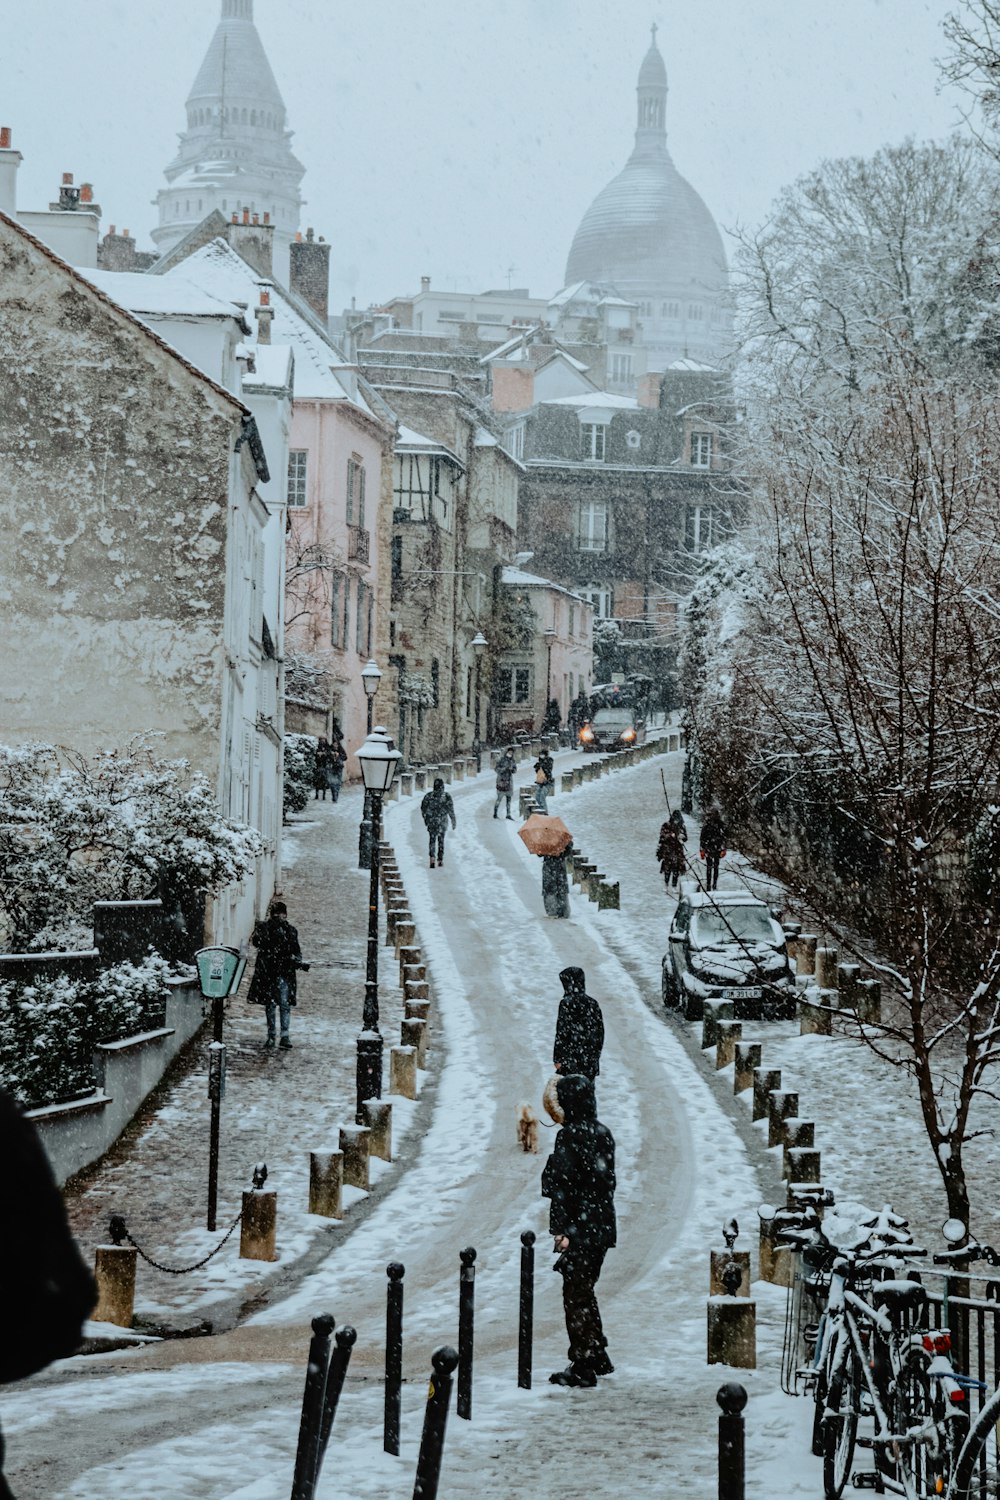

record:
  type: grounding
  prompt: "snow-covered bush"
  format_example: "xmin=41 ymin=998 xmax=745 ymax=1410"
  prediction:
xmin=283 ymin=733 xmax=316 ymax=818
xmin=0 ymin=953 xmax=171 ymax=1108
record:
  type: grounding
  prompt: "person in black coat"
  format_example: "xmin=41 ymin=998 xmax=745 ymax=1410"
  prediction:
xmin=1 ymin=1087 xmax=96 ymax=1497
xmin=249 ymin=901 xmax=308 ymax=1049
xmin=541 ymin=1073 xmax=617 ymax=1386
xmin=700 ymin=808 xmax=727 ymax=892
xmin=420 ymin=778 xmax=456 ymax=868
xmin=553 ymin=966 xmax=604 ymax=1079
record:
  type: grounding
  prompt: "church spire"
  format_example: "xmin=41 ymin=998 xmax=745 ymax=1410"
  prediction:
xmin=634 ymin=24 xmax=668 ymax=156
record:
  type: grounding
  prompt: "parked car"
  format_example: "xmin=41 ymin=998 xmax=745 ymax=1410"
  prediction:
xmin=662 ymin=887 xmax=794 ymax=1020
xmin=578 ymin=707 xmax=647 ymax=753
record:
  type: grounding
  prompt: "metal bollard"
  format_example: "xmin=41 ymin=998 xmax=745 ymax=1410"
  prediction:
xmin=457 ymin=1246 xmax=476 ymax=1420
xmin=717 ymin=1382 xmax=747 ymax=1500
xmin=315 ymin=1325 xmax=356 ymax=1481
xmin=412 ymin=1345 xmax=460 ymax=1500
xmin=290 ymin=1313 xmax=334 ymax=1500
xmin=384 ymin=1262 xmax=405 ymax=1456
xmin=518 ymin=1230 xmax=535 ymax=1389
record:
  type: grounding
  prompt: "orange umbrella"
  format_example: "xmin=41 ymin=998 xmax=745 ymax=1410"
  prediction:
xmin=518 ymin=814 xmax=572 ymax=857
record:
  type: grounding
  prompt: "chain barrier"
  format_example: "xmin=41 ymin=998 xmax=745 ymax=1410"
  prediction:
xmin=108 ymin=1204 xmax=244 ymax=1276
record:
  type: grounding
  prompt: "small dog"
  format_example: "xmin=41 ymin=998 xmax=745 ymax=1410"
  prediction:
xmin=516 ymin=1101 xmax=540 ymax=1154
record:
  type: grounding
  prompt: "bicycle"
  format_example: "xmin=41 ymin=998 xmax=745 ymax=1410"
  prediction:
xmin=928 ymin=1232 xmax=1000 ymax=1500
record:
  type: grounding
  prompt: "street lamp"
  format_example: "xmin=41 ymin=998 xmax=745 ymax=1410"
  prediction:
xmin=470 ymin=631 xmax=487 ymax=773
xmin=358 ymin=659 xmax=383 ymax=870
xmin=543 ymin=626 xmax=557 ymax=730
xmin=194 ymin=944 xmax=248 ymax=1230
xmin=355 ymin=726 xmax=402 ymax=1122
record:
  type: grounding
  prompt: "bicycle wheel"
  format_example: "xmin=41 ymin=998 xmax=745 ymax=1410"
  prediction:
xmin=952 ymin=1383 xmax=1000 ymax=1499
xmin=823 ymin=1347 xmax=860 ymax=1499
xmin=889 ymin=1349 xmax=964 ymax=1499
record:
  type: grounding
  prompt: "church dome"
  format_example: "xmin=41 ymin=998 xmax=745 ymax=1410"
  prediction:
xmin=565 ymin=28 xmax=732 ymax=369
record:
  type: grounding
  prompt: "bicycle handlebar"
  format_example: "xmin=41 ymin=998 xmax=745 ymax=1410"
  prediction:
xmin=932 ymin=1242 xmax=1000 ymax=1267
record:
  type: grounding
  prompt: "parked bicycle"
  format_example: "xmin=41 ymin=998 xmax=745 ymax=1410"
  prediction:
xmin=932 ymin=1224 xmax=1000 ymax=1500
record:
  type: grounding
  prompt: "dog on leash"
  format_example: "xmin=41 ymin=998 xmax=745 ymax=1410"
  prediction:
xmin=516 ymin=1101 xmax=540 ymax=1154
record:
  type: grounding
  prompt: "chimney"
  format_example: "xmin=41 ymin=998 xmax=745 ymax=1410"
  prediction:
xmin=225 ymin=207 xmax=274 ymax=278
xmin=98 ymin=224 xmax=139 ymax=273
xmin=254 ymin=287 xmax=274 ymax=344
xmin=0 ymin=126 xmax=22 ymax=216
xmin=420 ymin=275 xmax=431 ymax=293
xmin=491 ymin=364 xmax=535 ymax=413
xmin=53 ymin=172 xmax=81 ymax=212
xmin=637 ymin=371 xmax=663 ymax=409
xmin=289 ymin=224 xmax=330 ymax=324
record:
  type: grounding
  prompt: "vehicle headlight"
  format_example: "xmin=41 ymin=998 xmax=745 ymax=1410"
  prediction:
xmin=622 ymin=728 xmax=636 ymax=742
xmin=580 ymin=726 xmax=594 ymax=741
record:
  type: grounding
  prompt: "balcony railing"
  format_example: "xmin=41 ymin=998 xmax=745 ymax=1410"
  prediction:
xmin=348 ymin=525 xmax=370 ymax=564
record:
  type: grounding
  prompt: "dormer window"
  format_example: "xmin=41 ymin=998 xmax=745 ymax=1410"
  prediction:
xmin=581 ymin=423 xmax=606 ymax=462
xmin=691 ymin=433 xmax=713 ymax=468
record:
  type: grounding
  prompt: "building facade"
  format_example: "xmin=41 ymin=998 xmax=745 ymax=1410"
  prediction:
xmin=496 ymin=568 xmax=594 ymax=739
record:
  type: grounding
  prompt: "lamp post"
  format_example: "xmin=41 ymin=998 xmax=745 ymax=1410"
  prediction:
xmin=355 ymin=727 xmax=402 ymax=1122
xmin=470 ymin=631 xmax=487 ymax=773
xmin=543 ymin=626 xmax=557 ymax=730
xmin=358 ymin=659 xmax=383 ymax=869
xmin=195 ymin=944 xmax=247 ymax=1230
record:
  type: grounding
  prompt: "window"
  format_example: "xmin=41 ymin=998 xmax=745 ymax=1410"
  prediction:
xmin=686 ymin=504 xmax=714 ymax=553
xmin=691 ymin=432 xmax=713 ymax=468
xmin=330 ymin=574 xmax=342 ymax=646
xmin=608 ymin=352 xmax=633 ymax=385
xmin=287 ymin=450 xmax=308 ymax=507
xmin=366 ymin=589 xmax=374 ymax=656
xmin=687 ymin=303 xmax=705 ymax=321
xmin=342 ymin=575 xmax=352 ymax=649
xmin=584 ymin=582 xmax=613 ymax=618
xmin=581 ymin=423 xmax=606 ymax=462
xmin=515 ymin=666 xmax=531 ymax=703
xmin=577 ymin=498 xmax=609 ymax=552
xmin=394 ymin=453 xmax=446 ymax=520
xmin=356 ymin=581 xmax=366 ymax=654
xmin=494 ymin=665 xmax=532 ymax=705
xmin=347 ymin=455 xmax=366 ymax=527
xmin=568 ymin=605 xmax=576 ymax=637
xmin=391 ymin=535 xmax=403 ymax=583
xmin=506 ymin=422 xmax=525 ymax=461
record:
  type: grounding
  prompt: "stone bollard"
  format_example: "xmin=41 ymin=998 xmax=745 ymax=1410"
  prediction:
xmin=786 ymin=1148 xmax=822 ymax=1184
xmin=339 ymin=1124 xmax=371 ymax=1191
xmin=855 ymin=978 xmax=882 ymax=1025
xmin=715 ymin=1021 xmax=742 ymax=1070
xmin=240 ymin=1188 xmax=278 ymax=1261
xmin=596 ymin=880 xmax=620 ymax=911
xmin=757 ymin=1206 xmax=795 ymax=1287
xmin=837 ymin=963 xmax=862 ymax=1009
xmin=400 ymin=773 xmax=414 ymax=797
xmin=767 ymin=1090 xmax=799 ymax=1148
xmin=703 ymin=998 xmax=735 ymax=1050
xmin=752 ymin=1067 xmax=782 ymax=1122
xmin=796 ymin=933 xmax=818 ymax=977
xmin=561 ymin=773 xmax=575 ymax=795
xmin=390 ymin=1045 xmax=417 ymax=1100
xmin=585 ymin=870 xmax=606 ymax=901
xmin=403 ymin=956 xmax=427 ymax=984
xmin=781 ymin=1119 xmax=815 ymax=1163
xmin=405 ymin=998 xmax=431 ymax=1035
xmin=570 ymin=856 xmax=586 ymax=885
xmin=309 ymin=1150 xmax=344 ymax=1218
xmin=93 ymin=1244 xmax=137 ymax=1327
xmin=401 ymin=1016 xmax=428 ymax=1069
xmin=710 ymin=1250 xmax=751 ymax=1297
xmin=394 ymin=919 xmax=416 ymax=961
xmin=707 ymin=1298 xmax=757 ymax=1369
xmin=815 ymin=946 xmax=839 ymax=990
xmin=733 ymin=1042 xmax=762 ymax=1094
xmin=452 ymin=760 xmax=465 ymax=782
xmin=438 ymin=764 xmax=452 ymax=784
xmin=363 ymin=1100 xmax=393 ymax=1163
xmin=398 ymin=945 xmax=422 ymax=985
xmin=799 ymin=986 xmax=834 ymax=1036
xmin=404 ymin=978 xmax=430 ymax=1005
xmin=414 ymin=769 xmax=427 ymax=791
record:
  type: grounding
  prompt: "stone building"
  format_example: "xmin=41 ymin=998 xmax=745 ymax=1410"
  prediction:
xmin=563 ymin=28 xmax=732 ymax=370
xmin=495 ymin=568 xmax=594 ymax=740
xmin=0 ymin=209 xmax=285 ymax=945
xmin=151 ymin=0 xmax=304 ymax=287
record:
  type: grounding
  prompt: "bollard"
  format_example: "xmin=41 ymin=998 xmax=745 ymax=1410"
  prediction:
xmin=240 ymin=1186 xmax=277 ymax=1261
xmin=715 ymin=1021 xmax=742 ymax=1070
xmin=717 ymin=1383 xmax=747 ymax=1500
xmin=403 ymin=957 xmax=427 ymax=984
xmin=339 ymin=1124 xmax=370 ymax=1191
xmin=401 ymin=1016 xmax=428 ymax=1069
xmin=703 ymin=999 xmax=734 ymax=1050
xmin=414 ymin=769 xmax=427 ymax=792
xmin=400 ymin=772 xmax=414 ymax=797
xmin=384 ymin=1262 xmax=405 ymax=1456
xmin=751 ymin=1067 xmax=781 ymax=1121
xmin=855 ymin=977 xmax=882 ymax=1025
xmin=796 ymin=933 xmax=818 ymax=976
xmin=394 ymin=919 xmax=417 ymax=961
xmin=452 ymin=760 xmax=465 ymax=782
xmin=412 ymin=1345 xmax=460 ymax=1500
xmin=710 ymin=1250 xmax=751 ymax=1297
xmin=518 ymin=1230 xmax=535 ymax=1390
xmin=315 ymin=1325 xmax=356 ymax=1483
xmin=707 ymin=1298 xmax=756 ymax=1369
xmin=93 ymin=1242 xmax=137 ymax=1327
xmin=457 ymin=1246 xmax=476 ymax=1421
xmin=390 ymin=1045 xmax=418 ymax=1099
xmin=561 ymin=772 xmax=575 ymax=795
xmin=757 ymin=1205 xmax=795 ymax=1287
xmin=815 ymin=946 xmax=839 ymax=990
xmin=404 ymin=978 xmax=430 ymax=1006
xmin=799 ymin=987 xmax=833 ymax=1036
xmin=733 ymin=1042 xmax=762 ymax=1094
xmin=363 ymin=1100 xmax=393 ymax=1163
xmin=405 ymin=997 xmax=431 ymax=1027
xmin=767 ymin=1090 xmax=799 ymax=1148
xmin=786 ymin=1148 xmax=822 ymax=1184
xmin=837 ymin=962 xmax=862 ymax=1009
xmin=596 ymin=880 xmax=620 ymax=910
xmin=781 ymin=1121 xmax=815 ymax=1177
xmin=308 ymin=1150 xmax=344 ymax=1219
xmin=291 ymin=1313 xmax=334 ymax=1500
xmin=398 ymin=946 xmax=423 ymax=985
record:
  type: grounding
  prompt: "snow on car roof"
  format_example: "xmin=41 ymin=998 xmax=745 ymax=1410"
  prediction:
xmin=684 ymin=891 xmax=768 ymax=908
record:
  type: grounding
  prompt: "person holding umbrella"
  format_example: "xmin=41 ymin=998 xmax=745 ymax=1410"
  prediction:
xmin=518 ymin=813 xmax=573 ymax=918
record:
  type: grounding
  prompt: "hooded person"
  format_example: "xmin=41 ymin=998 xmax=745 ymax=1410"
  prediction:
xmin=541 ymin=1073 xmax=617 ymax=1386
xmin=553 ymin=966 xmax=604 ymax=1080
xmin=420 ymin=777 xmax=456 ymax=868
xmin=248 ymin=901 xmax=309 ymax=1048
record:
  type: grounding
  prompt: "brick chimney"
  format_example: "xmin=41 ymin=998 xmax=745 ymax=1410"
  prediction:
xmin=637 ymin=371 xmax=663 ymax=409
xmin=0 ymin=127 xmax=22 ymax=216
xmin=254 ymin=287 xmax=274 ymax=345
xmin=98 ymin=224 xmax=139 ymax=272
xmin=225 ymin=204 xmax=274 ymax=278
xmin=420 ymin=275 xmax=431 ymax=292
xmin=289 ymin=226 xmax=330 ymax=323
xmin=491 ymin=364 xmax=535 ymax=413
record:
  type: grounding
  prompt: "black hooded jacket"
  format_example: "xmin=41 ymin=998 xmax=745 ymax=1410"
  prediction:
xmin=421 ymin=778 xmax=456 ymax=833
xmin=541 ymin=1074 xmax=617 ymax=1251
xmin=553 ymin=966 xmax=604 ymax=1079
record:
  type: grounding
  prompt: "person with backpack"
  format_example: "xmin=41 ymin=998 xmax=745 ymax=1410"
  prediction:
xmin=248 ymin=901 xmax=309 ymax=1048
xmin=421 ymin=777 xmax=456 ymax=868
xmin=494 ymin=748 xmax=517 ymax=819
xmin=533 ymin=750 xmax=555 ymax=813
xmin=656 ymin=818 xmax=687 ymax=890
xmin=699 ymin=808 xmax=727 ymax=892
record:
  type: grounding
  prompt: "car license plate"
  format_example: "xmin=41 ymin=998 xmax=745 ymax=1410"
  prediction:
xmin=722 ymin=986 xmax=762 ymax=999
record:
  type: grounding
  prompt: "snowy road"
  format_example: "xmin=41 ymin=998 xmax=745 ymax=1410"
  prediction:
xmin=3 ymin=750 xmax=821 ymax=1498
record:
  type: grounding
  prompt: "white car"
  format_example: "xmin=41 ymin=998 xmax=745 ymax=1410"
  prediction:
xmin=662 ymin=888 xmax=794 ymax=1021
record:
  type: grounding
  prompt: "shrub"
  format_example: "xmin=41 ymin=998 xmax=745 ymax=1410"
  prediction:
xmin=283 ymin=733 xmax=316 ymax=818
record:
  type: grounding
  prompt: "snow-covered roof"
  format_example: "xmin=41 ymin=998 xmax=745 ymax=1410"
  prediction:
xmin=541 ymin=391 xmax=638 ymax=410
xmin=667 ymin=357 xmax=719 ymax=373
xmin=479 ymin=326 xmax=547 ymax=364
xmin=547 ymin=281 xmax=589 ymax=308
xmin=78 ymin=267 xmax=246 ymax=324
xmin=501 ymin=565 xmax=590 ymax=604
xmin=395 ymin=424 xmax=464 ymax=468
xmin=473 ymin=426 xmax=498 ymax=447
xmin=242 ymin=344 xmax=293 ymax=390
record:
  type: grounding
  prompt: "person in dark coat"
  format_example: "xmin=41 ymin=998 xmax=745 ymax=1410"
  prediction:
xmin=668 ymin=807 xmax=687 ymax=841
xmin=1 ymin=1087 xmax=96 ymax=1497
xmin=421 ymin=777 xmax=456 ymax=868
xmin=700 ymin=808 xmax=727 ymax=892
xmin=314 ymin=738 xmax=334 ymax=800
xmin=541 ymin=1073 xmax=617 ymax=1386
xmin=249 ymin=901 xmax=308 ymax=1048
xmin=327 ymin=736 xmax=347 ymax=803
xmin=493 ymin=749 xmax=517 ymax=819
xmin=533 ymin=750 xmax=555 ymax=813
xmin=656 ymin=820 xmax=687 ymax=890
xmin=553 ymin=966 xmax=604 ymax=1079
xmin=541 ymin=851 xmax=571 ymax=918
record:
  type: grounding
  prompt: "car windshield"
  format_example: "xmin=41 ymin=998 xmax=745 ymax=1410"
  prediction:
xmin=691 ymin=906 xmax=776 ymax=945
xmin=593 ymin=711 xmax=634 ymax=730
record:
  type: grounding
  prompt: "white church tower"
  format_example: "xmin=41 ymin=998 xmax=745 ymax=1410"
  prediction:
xmin=152 ymin=0 xmax=304 ymax=285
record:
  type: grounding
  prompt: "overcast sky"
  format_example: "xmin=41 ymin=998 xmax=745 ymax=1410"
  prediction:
xmin=4 ymin=0 xmax=964 ymax=312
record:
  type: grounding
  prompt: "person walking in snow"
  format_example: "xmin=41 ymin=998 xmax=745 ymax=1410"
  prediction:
xmin=541 ymin=852 xmax=571 ymax=918
xmin=553 ymin=966 xmax=604 ymax=1080
xmin=494 ymin=748 xmax=517 ymax=819
xmin=421 ymin=777 xmax=456 ymax=868
xmin=541 ymin=1073 xmax=617 ymax=1386
xmin=327 ymin=734 xmax=347 ymax=803
xmin=313 ymin=738 xmax=334 ymax=800
xmin=656 ymin=819 xmax=687 ymax=890
xmin=533 ymin=749 xmax=555 ymax=813
xmin=248 ymin=901 xmax=309 ymax=1049
xmin=699 ymin=807 xmax=726 ymax=892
